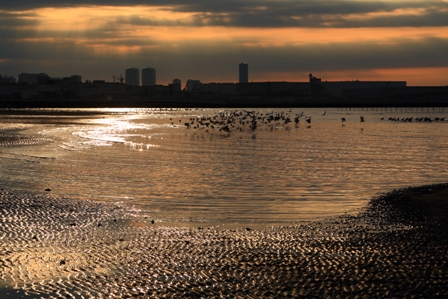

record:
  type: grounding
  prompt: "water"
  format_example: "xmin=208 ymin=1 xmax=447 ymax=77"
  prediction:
xmin=1 ymin=107 xmax=447 ymax=227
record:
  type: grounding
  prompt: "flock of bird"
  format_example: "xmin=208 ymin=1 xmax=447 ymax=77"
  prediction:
xmin=382 ymin=116 xmax=446 ymax=122
xmin=171 ymin=110 xmax=310 ymax=133
xmin=169 ymin=109 xmax=446 ymax=133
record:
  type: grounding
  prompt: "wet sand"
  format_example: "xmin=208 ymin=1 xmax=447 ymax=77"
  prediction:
xmin=1 ymin=184 xmax=448 ymax=298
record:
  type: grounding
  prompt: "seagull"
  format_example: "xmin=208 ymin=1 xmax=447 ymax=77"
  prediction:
xmin=219 ymin=125 xmax=231 ymax=132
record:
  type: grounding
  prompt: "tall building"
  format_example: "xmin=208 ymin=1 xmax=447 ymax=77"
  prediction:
xmin=125 ymin=67 xmax=139 ymax=86
xmin=172 ymin=79 xmax=182 ymax=92
xmin=239 ymin=63 xmax=248 ymax=83
xmin=142 ymin=67 xmax=156 ymax=86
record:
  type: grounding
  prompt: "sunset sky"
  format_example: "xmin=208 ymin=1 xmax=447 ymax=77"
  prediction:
xmin=1 ymin=1 xmax=448 ymax=86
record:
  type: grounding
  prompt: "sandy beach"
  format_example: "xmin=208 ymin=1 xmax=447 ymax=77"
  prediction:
xmin=1 ymin=183 xmax=447 ymax=298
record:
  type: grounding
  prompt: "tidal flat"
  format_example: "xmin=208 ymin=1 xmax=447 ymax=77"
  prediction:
xmin=1 ymin=183 xmax=447 ymax=298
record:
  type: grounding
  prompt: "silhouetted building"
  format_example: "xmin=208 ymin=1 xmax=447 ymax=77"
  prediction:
xmin=308 ymin=73 xmax=407 ymax=103
xmin=48 ymin=77 xmax=64 ymax=86
xmin=201 ymin=83 xmax=237 ymax=95
xmin=18 ymin=73 xmax=50 ymax=85
xmin=322 ymin=80 xmax=406 ymax=97
xmin=142 ymin=67 xmax=156 ymax=86
xmin=184 ymin=79 xmax=201 ymax=92
xmin=237 ymin=82 xmax=309 ymax=96
xmin=125 ymin=67 xmax=139 ymax=86
xmin=71 ymin=81 xmax=127 ymax=98
xmin=172 ymin=79 xmax=182 ymax=92
xmin=239 ymin=63 xmax=248 ymax=83
xmin=1 ymin=75 xmax=16 ymax=83
xmin=63 ymin=75 xmax=82 ymax=84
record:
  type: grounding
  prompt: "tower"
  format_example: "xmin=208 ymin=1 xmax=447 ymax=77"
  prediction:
xmin=172 ymin=78 xmax=181 ymax=92
xmin=142 ymin=67 xmax=156 ymax=86
xmin=125 ymin=67 xmax=139 ymax=86
xmin=239 ymin=63 xmax=248 ymax=83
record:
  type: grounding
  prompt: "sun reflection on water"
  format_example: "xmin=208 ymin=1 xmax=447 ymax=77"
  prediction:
xmin=1 ymin=108 xmax=448 ymax=226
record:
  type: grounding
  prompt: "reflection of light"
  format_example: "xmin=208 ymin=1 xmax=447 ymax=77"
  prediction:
xmin=127 ymin=142 xmax=159 ymax=151
xmin=69 ymin=112 xmax=170 ymax=150
xmin=91 ymin=118 xmax=135 ymax=126
xmin=73 ymin=119 xmax=149 ymax=147
xmin=102 ymin=108 xmax=140 ymax=114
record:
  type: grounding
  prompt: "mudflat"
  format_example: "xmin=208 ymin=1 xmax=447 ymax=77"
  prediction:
xmin=1 ymin=183 xmax=447 ymax=298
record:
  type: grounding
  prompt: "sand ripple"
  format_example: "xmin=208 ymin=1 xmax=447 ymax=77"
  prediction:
xmin=0 ymin=134 xmax=53 ymax=147
xmin=1 ymin=185 xmax=448 ymax=298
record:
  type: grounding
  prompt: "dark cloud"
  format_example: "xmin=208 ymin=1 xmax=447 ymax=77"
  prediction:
xmin=0 ymin=11 xmax=39 ymax=28
xmin=2 ymin=1 xmax=448 ymax=28
xmin=183 ymin=1 xmax=448 ymax=28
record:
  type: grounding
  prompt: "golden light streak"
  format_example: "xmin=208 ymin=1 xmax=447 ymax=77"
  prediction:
xmin=343 ymin=7 xmax=441 ymax=22
xmin=20 ymin=24 xmax=448 ymax=50
xmin=33 ymin=6 xmax=197 ymax=31
xmin=10 ymin=6 xmax=447 ymax=47
xmin=91 ymin=44 xmax=146 ymax=55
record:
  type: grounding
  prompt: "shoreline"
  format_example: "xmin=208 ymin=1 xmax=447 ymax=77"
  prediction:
xmin=1 ymin=183 xmax=448 ymax=298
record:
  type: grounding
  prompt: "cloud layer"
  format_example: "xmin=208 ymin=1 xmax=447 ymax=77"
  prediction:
xmin=3 ymin=1 xmax=448 ymax=28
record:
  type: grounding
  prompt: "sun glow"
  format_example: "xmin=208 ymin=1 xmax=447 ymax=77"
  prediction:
xmin=20 ymin=6 xmax=448 ymax=46
xmin=33 ymin=6 xmax=195 ymax=30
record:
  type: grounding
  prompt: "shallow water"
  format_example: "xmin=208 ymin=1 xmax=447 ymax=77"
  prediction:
xmin=1 ymin=107 xmax=447 ymax=226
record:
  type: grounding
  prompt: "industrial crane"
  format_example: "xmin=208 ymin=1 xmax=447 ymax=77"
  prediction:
xmin=112 ymin=74 xmax=125 ymax=83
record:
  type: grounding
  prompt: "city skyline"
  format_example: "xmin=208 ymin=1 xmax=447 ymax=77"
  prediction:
xmin=1 ymin=1 xmax=448 ymax=86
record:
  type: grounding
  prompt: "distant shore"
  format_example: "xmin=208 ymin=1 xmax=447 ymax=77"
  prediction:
xmin=1 ymin=96 xmax=448 ymax=109
xmin=1 ymin=183 xmax=447 ymax=298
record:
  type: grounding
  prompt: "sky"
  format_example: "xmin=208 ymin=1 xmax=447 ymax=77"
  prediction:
xmin=1 ymin=0 xmax=448 ymax=86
